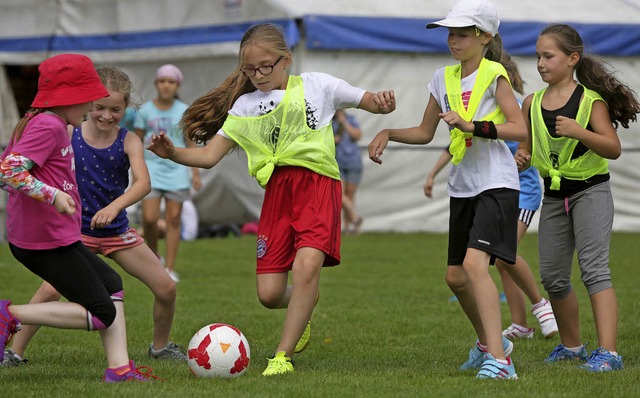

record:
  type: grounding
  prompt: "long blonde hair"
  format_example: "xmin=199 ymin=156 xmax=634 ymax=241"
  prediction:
xmin=181 ymin=23 xmax=292 ymax=143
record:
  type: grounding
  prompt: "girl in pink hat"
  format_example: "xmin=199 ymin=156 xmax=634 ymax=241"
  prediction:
xmin=134 ymin=64 xmax=201 ymax=284
xmin=0 ymin=54 xmax=159 ymax=382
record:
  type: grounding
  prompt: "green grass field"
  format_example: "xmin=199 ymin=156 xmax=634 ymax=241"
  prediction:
xmin=1 ymin=232 xmax=639 ymax=397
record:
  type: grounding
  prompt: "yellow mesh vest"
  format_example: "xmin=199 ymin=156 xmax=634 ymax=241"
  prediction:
xmin=530 ymin=85 xmax=609 ymax=190
xmin=221 ymin=75 xmax=340 ymax=188
xmin=444 ymin=58 xmax=508 ymax=164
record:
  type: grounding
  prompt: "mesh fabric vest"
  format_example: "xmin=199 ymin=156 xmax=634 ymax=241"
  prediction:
xmin=222 ymin=75 xmax=340 ymax=188
xmin=530 ymin=85 xmax=608 ymax=190
xmin=445 ymin=58 xmax=508 ymax=164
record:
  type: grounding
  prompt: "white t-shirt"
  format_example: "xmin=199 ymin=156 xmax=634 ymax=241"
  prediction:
xmin=428 ymin=67 xmax=520 ymax=198
xmin=218 ymin=72 xmax=366 ymax=137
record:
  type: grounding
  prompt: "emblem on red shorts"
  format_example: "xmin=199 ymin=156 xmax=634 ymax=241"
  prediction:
xmin=257 ymin=236 xmax=267 ymax=258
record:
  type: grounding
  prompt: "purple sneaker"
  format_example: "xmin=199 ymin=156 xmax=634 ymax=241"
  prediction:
xmin=103 ymin=360 xmax=161 ymax=382
xmin=0 ymin=300 xmax=21 ymax=363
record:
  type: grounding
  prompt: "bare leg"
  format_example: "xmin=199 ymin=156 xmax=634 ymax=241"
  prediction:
xmin=590 ymin=287 xmax=618 ymax=352
xmin=550 ymin=291 xmax=581 ymax=347
xmin=110 ymin=244 xmax=177 ymax=349
xmin=446 ymin=264 xmax=485 ymax=344
xmin=163 ymin=199 xmax=183 ymax=273
xmin=9 ymin=282 xmax=62 ymax=357
xmin=141 ymin=197 xmax=162 ymax=257
xmin=463 ymin=248 xmax=504 ymax=360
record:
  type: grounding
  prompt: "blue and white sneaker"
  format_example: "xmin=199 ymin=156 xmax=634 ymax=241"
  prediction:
xmin=579 ymin=347 xmax=624 ymax=372
xmin=460 ymin=336 xmax=514 ymax=370
xmin=476 ymin=353 xmax=518 ymax=380
xmin=544 ymin=344 xmax=589 ymax=363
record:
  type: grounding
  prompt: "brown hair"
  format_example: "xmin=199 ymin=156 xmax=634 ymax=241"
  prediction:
xmin=96 ymin=66 xmax=134 ymax=108
xmin=540 ymin=24 xmax=640 ymax=129
xmin=484 ymin=32 xmax=503 ymax=64
xmin=500 ymin=51 xmax=525 ymax=96
xmin=181 ymin=23 xmax=292 ymax=143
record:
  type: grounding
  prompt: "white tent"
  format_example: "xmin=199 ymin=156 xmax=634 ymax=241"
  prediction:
xmin=1 ymin=0 xmax=639 ymax=232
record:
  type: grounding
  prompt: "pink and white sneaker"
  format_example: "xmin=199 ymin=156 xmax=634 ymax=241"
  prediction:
xmin=532 ymin=298 xmax=558 ymax=339
xmin=502 ymin=323 xmax=534 ymax=339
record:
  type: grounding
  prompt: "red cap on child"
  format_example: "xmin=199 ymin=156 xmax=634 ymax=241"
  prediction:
xmin=31 ymin=54 xmax=109 ymax=108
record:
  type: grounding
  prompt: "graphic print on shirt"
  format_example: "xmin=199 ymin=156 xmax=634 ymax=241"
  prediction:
xmin=256 ymin=98 xmax=319 ymax=151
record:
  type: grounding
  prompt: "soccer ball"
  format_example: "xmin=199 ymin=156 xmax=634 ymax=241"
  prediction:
xmin=187 ymin=323 xmax=250 ymax=378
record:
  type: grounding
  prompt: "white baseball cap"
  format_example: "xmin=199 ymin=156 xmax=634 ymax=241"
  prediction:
xmin=426 ymin=0 xmax=500 ymax=37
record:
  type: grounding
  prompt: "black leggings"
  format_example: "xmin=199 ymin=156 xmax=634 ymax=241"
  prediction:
xmin=9 ymin=241 xmax=123 ymax=329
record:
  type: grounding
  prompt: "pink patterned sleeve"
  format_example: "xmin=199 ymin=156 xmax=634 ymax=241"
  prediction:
xmin=0 ymin=152 xmax=59 ymax=204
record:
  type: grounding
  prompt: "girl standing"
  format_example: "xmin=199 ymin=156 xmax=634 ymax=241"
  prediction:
xmin=369 ymin=0 xmax=524 ymax=379
xmin=134 ymin=64 xmax=201 ymax=283
xmin=148 ymin=23 xmax=395 ymax=376
xmin=0 ymin=54 xmax=158 ymax=382
xmin=515 ymin=24 xmax=640 ymax=371
xmin=3 ymin=66 xmax=186 ymax=366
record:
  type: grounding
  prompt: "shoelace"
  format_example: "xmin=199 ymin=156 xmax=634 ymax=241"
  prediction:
xmin=547 ymin=345 xmax=568 ymax=360
xmin=130 ymin=365 xmax=162 ymax=381
xmin=266 ymin=356 xmax=292 ymax=373
xmin=584 ymin=349 xmax=609 ymax=366
xmin=168 ymin=342 xmax=187 ymax=356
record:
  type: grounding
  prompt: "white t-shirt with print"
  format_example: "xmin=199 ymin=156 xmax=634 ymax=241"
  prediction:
xmin=218 ymin=72 xmax=366 ymax=137
xmin=428 ymin=66 xmax=520 ymax=198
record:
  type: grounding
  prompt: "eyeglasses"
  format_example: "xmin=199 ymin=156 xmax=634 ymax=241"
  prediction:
xmin=241 ymin=56 xmax=284 ymax=77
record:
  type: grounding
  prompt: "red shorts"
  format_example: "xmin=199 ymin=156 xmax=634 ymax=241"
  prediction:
xmin=81 ymin=228 xmax=144 ymax=256
xmin=256 ymin=166 xmax=341 ymax=274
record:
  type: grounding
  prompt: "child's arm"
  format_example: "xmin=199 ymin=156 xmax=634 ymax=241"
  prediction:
xmin=148 ymin=132 xmax=236 ymax=169
xmin=0 ymin=152 xmax=75 ymax=215
xmin=515 ymin=95 xmax=534 ymax=171
xmin=185 ymin=138 xmax=202 ymax=191
xmin=424 ymin=149 xmax=452 ymax=198
xmin=369 ymin=95 xmax=441 ymax=164
xmin=555 ymin=100 xmax=621 ymax=159
xmin=357 ymin=90 xmax=396 ymax=114
xmin=89 ymin=132 xmax=151 ymax=230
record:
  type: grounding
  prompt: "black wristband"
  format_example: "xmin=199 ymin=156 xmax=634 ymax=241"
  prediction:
xmin=472 ymin=121 xmax=498 ymax=139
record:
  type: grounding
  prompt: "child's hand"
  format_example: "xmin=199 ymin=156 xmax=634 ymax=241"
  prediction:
xmin=90 ymin=205 xmax=120 ymax=230
xmin=439 ymin=111 xmax=473 ymax=132
xmin=368 ymin=130 xmax=390 ymax=164
xmin=373 ymin=91 xmax=396 ymax=114
xmin=147 ymin=132 xmax=176 ymax=159
xmin=424 ymin=176 xmax=435 ymax=198
xmin=514 ymin=148 xmax=531 ymax=171
xmin=555 ymin=116 xmax=581 ymax=139
xmin=53 ymin=191 xmax=76 ymax=215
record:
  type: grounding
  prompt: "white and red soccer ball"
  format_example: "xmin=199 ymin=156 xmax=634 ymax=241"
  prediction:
xmin=187 ymin=323 xmax=250 ymax=378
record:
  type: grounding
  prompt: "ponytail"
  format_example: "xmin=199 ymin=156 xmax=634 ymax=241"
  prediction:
xmin=11 ymin=108 xmax=44 ymax=143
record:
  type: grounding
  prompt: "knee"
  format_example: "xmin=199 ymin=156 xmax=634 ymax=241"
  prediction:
xmin=257 ymin=288 xmax=284 ymax=309
xmin=541 ymin=276 xmax=572 ymax=299
xmin=89 ymin=303 xmax=117 ymax=330
xmin=445 ymin=267 xmax=468 ymax=292
xmin=155 ymin=278 xmax=177 ymax=303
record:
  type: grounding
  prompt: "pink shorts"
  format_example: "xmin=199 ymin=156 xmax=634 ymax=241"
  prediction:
xmin=256 ymin=166 xmax=342 ymax=274
xmin=82 ymin=228 xmax=144 ymax=256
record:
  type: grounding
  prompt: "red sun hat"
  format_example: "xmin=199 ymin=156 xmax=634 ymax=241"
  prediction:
xmin=31 ymin=54 xmax=109 ymax=108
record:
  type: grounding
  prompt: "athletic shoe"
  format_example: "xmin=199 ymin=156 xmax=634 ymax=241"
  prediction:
xmin=532 ymin=298 xmax=558 ymax=338
xmin=262 ymin=351 xmax=294 ymax=376
xmin=1 ymin=349 xmax=28 ymax=366
xmin=103 ymin=360 xmax=160 ymax=382
xmin=502 ymin=323 xmax=534 ymax=339
xmin=460 ymin=336 xmax=514 ymax=370
xmin=579 ymin=347 xmax=624 ymax=372
xmin=476 ymin=353 xmax=518 ymax=380
xmin=0 ymin=300 xmax=21 ymax=363
xmin=165 ymin=268 xmax=180 ymax=283
xmin=544 ymin=344 xmax=589 ymax=363
xmin=148 ymin=342 xmax=187 ymax=361
xmin=294 ymin=321 xmax=311 ymax=354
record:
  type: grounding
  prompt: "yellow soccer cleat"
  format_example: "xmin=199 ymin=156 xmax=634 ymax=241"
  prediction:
xmin=294 ymin=321 xmax=311 ymax=354
xmin=262 ymin=351 xmax=294 ymax=376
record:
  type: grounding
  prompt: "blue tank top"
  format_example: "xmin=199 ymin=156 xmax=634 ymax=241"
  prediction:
xmin=72 ymin=127 xmax=131 ymax=237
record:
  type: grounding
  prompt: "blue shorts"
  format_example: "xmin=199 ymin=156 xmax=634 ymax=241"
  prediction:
xmin=339 ymin=167 xmax=363 ymax=185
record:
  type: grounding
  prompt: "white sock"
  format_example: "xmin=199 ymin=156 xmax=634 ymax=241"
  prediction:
xmin=566 ymin=345 xmax=584 ymax=353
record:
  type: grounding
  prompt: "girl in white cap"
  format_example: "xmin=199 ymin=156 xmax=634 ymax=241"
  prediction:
xmin=0 ymin=54 xmax=159 ymax=382
xmin=134 ymin=64 xmax=201 ymax=283
xmin=369 ymin=0 xmax=524 ymax=379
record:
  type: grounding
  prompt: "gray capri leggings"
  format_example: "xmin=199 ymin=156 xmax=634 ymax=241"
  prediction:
xmin=538 ymin=181 xmax=614 ymax=299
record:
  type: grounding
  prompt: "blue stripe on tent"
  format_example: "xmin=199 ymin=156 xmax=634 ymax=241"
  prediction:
xmin=304 ymin=15 xmax=640 ymax=56
xmin=0 ymin=19 xmax=299 ymax=53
